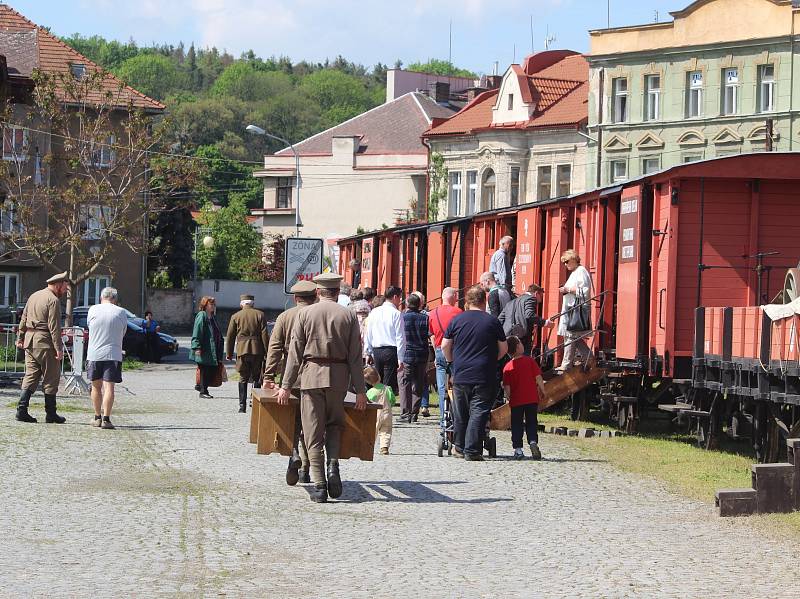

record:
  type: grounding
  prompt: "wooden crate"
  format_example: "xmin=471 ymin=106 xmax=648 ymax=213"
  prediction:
xmin=252 ymin=388 xmax=299 ymax=457
xmin=340 ymin=396 xmax=381 ymax=461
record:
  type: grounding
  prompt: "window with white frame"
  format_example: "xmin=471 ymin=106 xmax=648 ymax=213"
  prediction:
xmin=610 ymin=160 xmax=627 ymax=183
xmin=510 ymin=166 xmax=520 ymax=206
xmin=0 ymin=199 xmax=23 ymax=235
xmin=687 ymin=71 xmax=703 ymax=118
xmin=77 ymin=276 xmax=110 ymax=307
xmin=682 ymin=153 xmax=703 ymax=163
xmin=0 ymin=273 xmax=18 ymax=307
xmin=537 ymin=166 xmax=551 ymax=201
xmin=722 ymin=68 xmax=739 ymax=115
xmin=448 ymin=171 xmax=462 ymax=216
xmin=644 ymin=74 xmax=660 ymax=121
xmin=611 ymin=78 xmax=628 ymax=123
xmin=556 ymin=164 xmax=571 ymax=197
xmin=507 ymin=94 xmax=514 ymax=110
xmin=276 ymin=177 xmax=292 ymax=209
xmin=3 ymin=126 xmax=26 ymax=161
xmin=466 ymin=170 xmax=477 ymax=215
xmin=82 ymin=204 xmax=112 ymax=240
xmin=642 ymin=156 xmax=661 ymax=174
xmin=758 ymin=64 xmax=775 ymax=113
xmin=92 ymin=135 xmax=115 ymax=168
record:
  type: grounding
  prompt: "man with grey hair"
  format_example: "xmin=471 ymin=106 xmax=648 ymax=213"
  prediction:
xmin=338 ymin=282 xmax=353 ymax=307
xmin=490 ymin=236 xmax=514 ymax=290
xmin=479 ymin=271 xmax=511 ymax=318
xmin=226 ymin=294 xmax=270 ymax=413
xmin=86 ymin=287 xmax=129 ymax=429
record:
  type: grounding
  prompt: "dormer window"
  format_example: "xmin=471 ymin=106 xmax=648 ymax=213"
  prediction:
xmin=70 ymin=63 xmax=87 ymax=80
xmin=507 ymin=94 xmax=514 ymax=110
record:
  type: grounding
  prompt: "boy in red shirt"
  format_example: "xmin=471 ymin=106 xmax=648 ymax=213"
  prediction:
xmin=502 ymin=335 xmax=547 ymax=460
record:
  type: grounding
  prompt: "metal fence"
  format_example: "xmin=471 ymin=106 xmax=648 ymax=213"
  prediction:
xmin=0 ymin=324 xmax=88 ymax=394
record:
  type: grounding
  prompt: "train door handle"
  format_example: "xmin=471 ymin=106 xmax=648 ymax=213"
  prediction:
xmin=658 ymin=288 xmax=666 ymax=330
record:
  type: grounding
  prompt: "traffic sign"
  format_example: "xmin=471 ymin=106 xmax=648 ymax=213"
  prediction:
xmin=284 ymin=237 xmax=324 ymax=294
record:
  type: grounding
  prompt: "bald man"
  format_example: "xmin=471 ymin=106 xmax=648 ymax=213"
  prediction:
xmin=428 ymin=287 xmax=462 ymax=427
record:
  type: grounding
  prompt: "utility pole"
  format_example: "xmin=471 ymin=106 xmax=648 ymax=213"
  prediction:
xmin=530 ymin=15 xmax=535 ymax=53
xmin=448 ymin=20 xmax=452 ymax=67
xmin=607 ymin=0 xmax=611 ymax=28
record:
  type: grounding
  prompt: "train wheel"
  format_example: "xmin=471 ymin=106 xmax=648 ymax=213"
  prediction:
xmin=784 ymin=268 xmax=800 ymax=303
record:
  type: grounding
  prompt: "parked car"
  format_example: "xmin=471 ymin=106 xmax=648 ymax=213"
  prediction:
xmin=70 ymin=307 xmax=179 ymax=361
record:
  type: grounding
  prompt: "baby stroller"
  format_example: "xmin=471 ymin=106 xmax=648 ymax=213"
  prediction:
xmin=437 ymin=382 xmax=497 ymax=458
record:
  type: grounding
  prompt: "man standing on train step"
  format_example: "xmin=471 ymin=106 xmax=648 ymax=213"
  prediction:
xmin=490 ymin=236 xmax=514 ymax=290
xmin=14 ymin=272 xmax=70 ymax=424
xmin=263 ymin=280 xmax=317 ymax=486
xmin=226 ymin=294 xmax=270 ymax=414
xmin=279 ymin=272 xmax=368 ymax=503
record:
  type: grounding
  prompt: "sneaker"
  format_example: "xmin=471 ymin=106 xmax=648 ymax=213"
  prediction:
xmin=452 ymin=447 xmax=465 ymax=459
xmin=101 ymin=418 xmax=115 ymax=430
xmin=530 ymin=442 xmax=542 ymax=460
xmin=199 ymin=392 xmax=213 ymax=399
xmin=513 ymin=448 xmax=524 ymax=460
xmin=91 ymin=415 xmax=102 ymax=427
xmin=379 ymin=447 xmax=389 ymax=455
xmin=464 ymin=454 xmax=484 ymax=462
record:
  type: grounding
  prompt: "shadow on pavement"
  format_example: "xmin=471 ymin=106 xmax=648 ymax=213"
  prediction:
xmin=316 ymin=480 xmax=512 ymax=504
xmin=117 ymin=425 xmax=221 ymax=431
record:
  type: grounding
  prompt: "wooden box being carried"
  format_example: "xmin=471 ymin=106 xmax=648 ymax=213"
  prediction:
xmin=489 ymin=363 xmax=607 ymax=430
xmin=250 ymin=388 xmax=380 ymax=461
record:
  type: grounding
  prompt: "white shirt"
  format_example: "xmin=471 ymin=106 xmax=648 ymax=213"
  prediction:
xmin=338 ymin=294 xmax=350 ymax=307
xmin=558 ymin=265 xmax=593 ymax=336
xmin=86 ymin=302 xmax=128 ymax=362
xmin=364 ymin=301 xmax=405 ymax=362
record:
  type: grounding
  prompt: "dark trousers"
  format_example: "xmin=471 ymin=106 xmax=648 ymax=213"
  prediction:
xmin=400 ymin=361 xmax=426 ymax=416
xmin=373 ymin=346 xmax=399 ymax=394
xmin=199 ymin=364 xmax=217 ymax=393
xmin=452 ymin=383 xmax=494 ymax=456
xmin=511 ymin=403 xmax=539 ymax=448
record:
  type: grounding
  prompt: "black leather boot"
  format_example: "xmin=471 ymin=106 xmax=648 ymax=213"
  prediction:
xmin=286 ymin=449 xmax=302 ymax=486
xmin=44 ymin=394 xmax=66 ymax=424
xmin=327 ymin=459 xmax=342 ymax=499
xmin=298 ymin=468 xmax=311 ymax=484
xmin=309 ymin=483 xmax=328 ymax=503
xmin=238 ymin=382 xmax=247 ymax=413
xmin=15 ymin=388 xmax=36 ymax=423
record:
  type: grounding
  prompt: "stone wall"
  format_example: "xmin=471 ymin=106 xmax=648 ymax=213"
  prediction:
xmin=145 ymin=288 xmax=194 ymax=332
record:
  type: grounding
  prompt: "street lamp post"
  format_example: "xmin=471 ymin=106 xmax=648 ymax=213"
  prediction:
xmin=192 ymin=226 xmax=214 ymax=310
xmin=246 ymin=124 xmax=301 ymax=237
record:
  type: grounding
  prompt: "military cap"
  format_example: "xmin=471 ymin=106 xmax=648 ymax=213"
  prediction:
xmin=46 ymin=271 xmax=69 ymax=284
xmin=290 ymin=280 xmax=317 ymax=296
xmin=240 ymin=294 xmax=255 ymax=301
xmin=313 ymin=272 xmax=343 ymax=289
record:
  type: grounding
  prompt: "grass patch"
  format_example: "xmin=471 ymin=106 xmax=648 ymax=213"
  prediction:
xmin=123 ymin=357 xmax=145 ymax=370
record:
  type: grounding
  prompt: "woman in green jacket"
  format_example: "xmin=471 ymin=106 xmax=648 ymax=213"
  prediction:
xmin=192 ymin=296 xmax=224 ymax=398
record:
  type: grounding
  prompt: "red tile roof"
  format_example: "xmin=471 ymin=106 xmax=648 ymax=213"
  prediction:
xmin=0 ymin=4 xmax=164 ymax=111
xmin=425 ymin=51 xmax=588 ymax=137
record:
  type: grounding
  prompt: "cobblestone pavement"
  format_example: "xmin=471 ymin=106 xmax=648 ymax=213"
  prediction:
xmin=1 ymin=359 xmax=799 ymax=598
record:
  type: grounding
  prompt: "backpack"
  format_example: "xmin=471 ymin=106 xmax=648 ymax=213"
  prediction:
xmin=502 ymin=294 xmax=531 ymax=338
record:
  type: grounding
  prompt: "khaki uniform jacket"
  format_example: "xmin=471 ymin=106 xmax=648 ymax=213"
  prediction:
xmin=17 ymin=288 xmax=62 ymax=351
xmin=225 ymin=306 xmax=269 ymax=358
xmin=263 ymin=303 xmax=307 ymax=384
xmin=281 ymin=297 xmax=366 ymax=394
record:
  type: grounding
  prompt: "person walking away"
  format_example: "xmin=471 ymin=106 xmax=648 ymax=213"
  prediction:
xmin=502 ymin=335 xmax=547 ymax=460
xmin=278 ymin=272 xmax=368 ymax=503
xmin=142 ymin=311 xmax=161 ymax=363
xmin=264 ymin=280 xmax=317 ymax=486
xmin=192 ymin=296 xmax=223 ymax=399
xmin=86 ymin=287 xmax=129 ymax=429
xmin=399 ymin=293 xmax=428 ymax=423
xmin=480 ymin=272 xmax=511 ymax=318
xmin=499 ymin=284 xmax=552 ymax=355
xmin=362 ymin=287 xmax=376 ymax=310
xmin=364 ymin=286 xmax=404 ymax=395
xmin=338 ymin=282 xmax=353 ymax=307
xmin=551 ymin=250 xmax=593 ymax=371
xmin=364 ymin=366 xmax=396 ymax=455
xmin=428 ymin=287 xmax=462 ymax=428
xmin=441 ymin=286 xmax=507 ymax=461
xmin=409 ymin=290 xmax=432 ymax=417
xmin=226 ymin=294 xmax=270 ymax=413
xmin=490 ymin=236 xmax=514 ymax=290
xmin=15 ymin=272 xmax=70 ymax=424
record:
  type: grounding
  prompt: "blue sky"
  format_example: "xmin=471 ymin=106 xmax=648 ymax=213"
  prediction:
xmin=15 ymin=0 xmax=685 ymax=74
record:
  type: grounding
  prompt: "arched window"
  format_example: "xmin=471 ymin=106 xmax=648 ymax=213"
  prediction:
xmin=481 ymin=169 xmax=496 ymax=211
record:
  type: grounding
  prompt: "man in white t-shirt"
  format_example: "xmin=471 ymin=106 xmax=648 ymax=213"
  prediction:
xmin=86 ymin=287 xmax=129 ymax=430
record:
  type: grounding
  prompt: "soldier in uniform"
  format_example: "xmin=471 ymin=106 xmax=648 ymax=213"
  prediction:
xmin=225 ymin=294 xmax=270 ymax=413
xmin=15 ymin=272 xmax=70 ymax=424
xmin=263 ymin=280 xmax=317 ymax=486
xmin=279 ymin=272 xmax=368 ymax=503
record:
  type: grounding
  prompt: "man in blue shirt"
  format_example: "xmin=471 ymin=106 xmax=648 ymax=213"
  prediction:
xmin=142 ymin=311 xmax=161 ymax=363
xmin=442 ymin=285 xmax=508 ymax=461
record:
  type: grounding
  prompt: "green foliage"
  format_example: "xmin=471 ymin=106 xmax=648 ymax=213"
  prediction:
xmin=406 ymin=59 xmax=476 ymax=78
xmin=210 ymin=63 xmax=293 ymax=102
xmin=61 ymin=34 xmax=139 ymax=70
xmin=197 ymin=197 xmax=262 ymax=280
xmin=428 ymin=152 xmax=447 ymax=221
xmin=194 ymin=145 xmax=261 ymax=208
xmin=115 ymin=54 xmax=188 ymax=101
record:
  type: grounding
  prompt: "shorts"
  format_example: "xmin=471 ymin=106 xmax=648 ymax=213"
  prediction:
xmin=87 ymin=360 xmax=123 ymax=383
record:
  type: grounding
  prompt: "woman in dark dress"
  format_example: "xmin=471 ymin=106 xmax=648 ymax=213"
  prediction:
xmin=191 ymin=296 xmax=224 ymax=398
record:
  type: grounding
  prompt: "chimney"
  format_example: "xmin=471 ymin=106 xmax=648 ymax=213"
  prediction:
xmin=466 ymin=86 xmax=488 ymax=102
xmin=428 ymin=81 xmax=451 ymax=104
xmin=485 ymin=75 xmax=502 ymax=90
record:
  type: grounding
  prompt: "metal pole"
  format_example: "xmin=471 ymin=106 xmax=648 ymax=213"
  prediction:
xmin=192 ymin=228 xmax=198 ymax=310
xmin=293 ymin=144 xmax=300 ymax=237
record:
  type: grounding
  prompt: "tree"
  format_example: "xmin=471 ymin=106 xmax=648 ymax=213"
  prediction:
xmin=428 ymin=152 xmax=447 ymax=221
xmin=193 ymin=145 xmax=261 ymax=208
xmin=299 ymin=69 xmax=374 ymax=114
xmin=210 ymin=62 xmax=293 ymax=102
xmin=196 ymin=196 xmax=261 ymax=280
xmin=116 ymin=54 xmax=188 ymax=100
xmin=0 ymin=69 xmax=197 ymax=320
xmin=149 ymin=206 xmax=194 ymax=288
xmin=406 ymin=59 xmax=476 ymax=78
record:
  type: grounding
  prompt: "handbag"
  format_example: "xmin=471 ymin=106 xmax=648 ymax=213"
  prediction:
xmin=566 ymin=288 xmax=592 ymax=332
xmin=196 ymin=363 xmax=225 ymax=388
